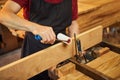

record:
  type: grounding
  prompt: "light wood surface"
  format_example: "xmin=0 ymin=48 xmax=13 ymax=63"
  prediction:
xmin=77 ymin=0 xmax=120 ymax=32
xmin=87 ymin=51 xmax=120 ymax=79
xmin=57 ymin=62 xmax=93 ymax=80
xmin=56 ymin=62 xmax=76 ymax=77
xmin=0 ymin=26 xmax=102 ymax=80
xmin=58 ymin=50 xmax=120 ymax=80
xmin=58 ymin=70 xmax=93 ymax=80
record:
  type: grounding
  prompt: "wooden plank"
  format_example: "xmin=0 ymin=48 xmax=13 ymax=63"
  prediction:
xmin=57 ymin=62 xmax=92 ymax=80
xmin=58 ymin=70 xmax=93 ymax=80
xmin=87 ymin=51 xmax=120 ymax=79
xmin=77 ymin=25 xmax=102 ymax=51
xmin=78 ymin=0 xmax=114 ymax=14
xmin=0 ymin=26 xmax=103 ymax=80
xmin=77 ymin=0 xmax=120 ymax=32
xmin=69 ymin=59 xmax=112 ymax=80
xmin=56 ymin=62 xmax=76 ymax=77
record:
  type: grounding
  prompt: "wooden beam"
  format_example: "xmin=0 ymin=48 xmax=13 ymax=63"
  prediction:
xmin=0 ymin=26 xmax=103 ymax=80
xmin=56 ymin=62 xmax=76 ymax=78
xmin=77 ymin=0 xmax=120 ymax=32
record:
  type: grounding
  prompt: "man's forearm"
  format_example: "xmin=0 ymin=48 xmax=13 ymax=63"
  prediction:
xmin=0 ymin=0 xmax=43 ymax=33
xmin=0 ymin=10 xmax=36 ymax=32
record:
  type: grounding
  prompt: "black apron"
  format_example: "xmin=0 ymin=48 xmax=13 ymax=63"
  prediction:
xmin=22 ymin=0 xmax=72 ymax=79
xmin=21 ymin=0 xmax=72 ymax=57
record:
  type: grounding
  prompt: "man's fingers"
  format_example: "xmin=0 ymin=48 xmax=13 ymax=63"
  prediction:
xmin=34 ymin=26 xmax=56 ymax=44
xmin=40 ymin=31 xmax=56 ymax=44
xmin=49 ymin=33 xmax=56 ymax=44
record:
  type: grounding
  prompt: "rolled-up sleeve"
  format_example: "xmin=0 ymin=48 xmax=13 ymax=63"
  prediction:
xmin=72 ymin=0 xmax=78 ymax=20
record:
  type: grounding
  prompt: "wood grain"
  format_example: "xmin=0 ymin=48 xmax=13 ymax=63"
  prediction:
xmin=58 ymin=70 xmax=93 ymax=80
xmin=0 ymin=26 xmax=102 ymax=80
xmin=57 ymin=62 xmax=93 ymax=80
xmin=77 ymin=0 xmax=120 ymax=32
xmin=87 ymin=51 xmax=120 ymax=79
xmin=59 ymin=50 xmax=120 ymax=80
xmin=56 ymin=62 xmax=76 ymax=77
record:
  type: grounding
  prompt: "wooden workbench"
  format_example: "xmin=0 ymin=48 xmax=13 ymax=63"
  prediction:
xmin=87 ymin=51 xmax=120 ymax=79
xmin=0 ymin=26 xmax=103 ymax=80
xmin=77 ymin=0 xmax=120 ymax=32
xmin=58 ymin=51 xmax=120 ymax=80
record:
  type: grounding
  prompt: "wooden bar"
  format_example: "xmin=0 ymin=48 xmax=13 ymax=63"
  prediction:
xmin=77 ymin=0 xmax=120 ymax=32
xmin=55 ymin=62 xmax=93 ymax=80
xmin=58 ymin=69 xmax=93 ymax=80
xmin=56 ymin=62 xmax=76 ymax=78
xmin=0 ymin=26 xmax=102 ymax=80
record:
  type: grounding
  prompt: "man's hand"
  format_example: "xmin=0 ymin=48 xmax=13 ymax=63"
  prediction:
xmin=33 ymin=26 xmax=56 ymax=44
xmin=68 ymin=20 xmax=79 ymax=37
